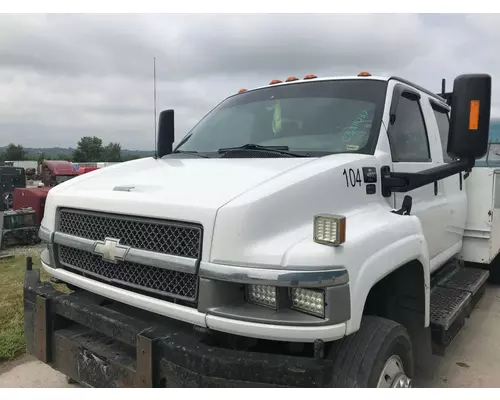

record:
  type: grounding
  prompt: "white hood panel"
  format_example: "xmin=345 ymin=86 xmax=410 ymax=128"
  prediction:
xmin=42 ymin=156 xmax=314 ymax=258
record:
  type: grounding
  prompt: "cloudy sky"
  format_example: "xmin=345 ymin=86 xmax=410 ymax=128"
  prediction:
xmin=0 ymin=13 xmax=498 ymax=151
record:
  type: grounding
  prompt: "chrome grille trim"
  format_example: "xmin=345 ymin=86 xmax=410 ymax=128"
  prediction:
xmin=38 ymin=225 xmax=53 ymax=243
xmin=53 ymin=232 xmax=197 ymax=274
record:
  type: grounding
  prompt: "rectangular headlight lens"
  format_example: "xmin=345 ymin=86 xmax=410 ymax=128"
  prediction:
xmin=291 ymin=288 xmax=325 ymax=318
xmin=314 ymin=214 xmax=346 ymax=246
xmin=246 ymin=284 xmax=277 ymax=309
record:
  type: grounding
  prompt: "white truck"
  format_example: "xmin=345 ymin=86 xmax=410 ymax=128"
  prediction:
xmin=24 ymin=72 xmax=496 ymax=388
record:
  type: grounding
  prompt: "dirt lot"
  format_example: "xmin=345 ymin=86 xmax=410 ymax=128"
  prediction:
xmin=0 ymin=283 xmax=499 ymax=388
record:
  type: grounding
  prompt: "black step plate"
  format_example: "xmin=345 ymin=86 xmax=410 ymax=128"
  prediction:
xmin=429 ymin=286 xmax=471 ymax=330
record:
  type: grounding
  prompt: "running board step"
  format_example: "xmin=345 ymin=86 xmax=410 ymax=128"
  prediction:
xmin=430 ymin=266 xmax=489 ymax=355
xmin=437 ymin=267 xmax=489 ymax=313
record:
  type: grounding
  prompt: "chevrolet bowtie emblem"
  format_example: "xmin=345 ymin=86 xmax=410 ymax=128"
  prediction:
xmin=93 ymin=237 xmax=130 ymax=263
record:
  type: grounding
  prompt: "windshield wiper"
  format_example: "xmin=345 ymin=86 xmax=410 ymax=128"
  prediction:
xmin=218 ymin=144 xmax=304 ymax=157
xmin=171 ymin=150 xmax=209 ymax=158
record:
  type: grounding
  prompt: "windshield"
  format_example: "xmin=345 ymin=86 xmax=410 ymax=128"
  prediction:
xmin=55 ymin=175 xmax=75 ymax=184
xmin=174 ymin=79 xmax=387 ymax=156
xmin=6 ymin=213 xmax=35 ymax=229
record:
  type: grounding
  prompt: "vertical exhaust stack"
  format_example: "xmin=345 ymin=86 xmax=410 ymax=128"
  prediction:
xmin=157 ymin=109 xmax=175 ymax=158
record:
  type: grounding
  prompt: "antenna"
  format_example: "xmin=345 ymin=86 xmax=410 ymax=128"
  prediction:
xmin=441 ymin=78 xmax=446 ymax=97
xmin=153 ymin=56 xmax=158 ymax=159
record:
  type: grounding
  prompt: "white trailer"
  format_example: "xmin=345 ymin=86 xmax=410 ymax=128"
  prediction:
xmin=5 ymin=160 xmax=37 ymax=170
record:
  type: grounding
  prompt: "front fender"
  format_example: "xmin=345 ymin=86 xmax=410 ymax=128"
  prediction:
xmin=345 ymin=214 xmax=430 ymax=335
xmin=281 ymin=206 xmax=431 ymax=334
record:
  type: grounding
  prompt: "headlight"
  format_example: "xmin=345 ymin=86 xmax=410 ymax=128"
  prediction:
xmin=313 ymin=214 xmax=346 ymax=246
xmin=290 ymin=288 xmax=325 ymax=318
xmin=246 ymin=284 xmax=277 ymax=309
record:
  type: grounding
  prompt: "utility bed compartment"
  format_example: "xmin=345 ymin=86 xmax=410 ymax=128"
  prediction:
xmin=460 ymin=166 xmax=500 ymax=264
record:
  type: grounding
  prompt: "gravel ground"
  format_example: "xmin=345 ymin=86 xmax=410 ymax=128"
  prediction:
xmin=0 ymin=355 xmax=79 ymax=388
xmin=6 ymin=243 xmax=45 ymax=257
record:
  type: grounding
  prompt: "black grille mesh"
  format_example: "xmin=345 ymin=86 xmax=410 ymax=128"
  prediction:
xmin=58 ymin=209 xmax=202 ymax=259
xmin=59 ymin=245 xmax=198 ymax=300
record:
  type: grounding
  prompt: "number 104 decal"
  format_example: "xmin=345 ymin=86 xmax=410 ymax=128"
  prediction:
xmin=343 ymin=168 xmax=362 ymax=187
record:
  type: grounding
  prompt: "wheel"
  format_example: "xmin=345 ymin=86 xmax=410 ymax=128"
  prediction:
xmin=329 ymin=316 xmax=413 ymax=388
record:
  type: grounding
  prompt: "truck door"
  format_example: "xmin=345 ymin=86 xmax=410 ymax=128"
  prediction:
xmin=387 ymin=85 xmax=452 ymax=261
xmin=427 ymin=99 xmax=466 ymax=257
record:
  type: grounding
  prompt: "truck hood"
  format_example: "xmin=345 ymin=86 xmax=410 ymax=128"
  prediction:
xmin=42 ymin=156 xmax=314 ymax=243
xmin=46 ymin=156 xmax=313 ymax=211
xmin=43 ymin=153 xmax=378 ymax=261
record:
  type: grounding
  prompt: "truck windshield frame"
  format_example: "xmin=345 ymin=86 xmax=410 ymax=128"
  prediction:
xmin=173 ymin=79 xmax=388 ymax=158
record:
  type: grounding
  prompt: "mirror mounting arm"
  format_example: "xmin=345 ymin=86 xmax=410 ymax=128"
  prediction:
xmin=381 ymin=158 xmax=474 ymax=198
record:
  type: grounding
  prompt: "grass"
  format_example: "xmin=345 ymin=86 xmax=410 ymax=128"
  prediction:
xmin=0 ymin=250 xmax=68 ymax=362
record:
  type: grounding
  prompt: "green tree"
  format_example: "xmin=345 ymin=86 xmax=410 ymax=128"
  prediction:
xmin=122 ymin=154 xmax=140 ymax=162
xmin=0 ymin=151 xmax=5 ymax=165
xmin=102 ymin=142 xmax=122 ymax=162
xmin=37 ymin=153 xmax=46 ymax=164
xmin=57 ymin=153 xmax=72 ymax=161
xmin=73 ymin=136 xmax=103 ymax=162
xmin=4 ymin=143 xmax=26 ymax=161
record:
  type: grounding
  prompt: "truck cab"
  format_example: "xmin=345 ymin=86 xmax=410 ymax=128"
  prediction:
xmin=0 ymin=208 xmax=38 ymax=249
xmin=0 ymin=166 xmax=26 ymax=210
xmin=25 ymin=72 xmax=493 ymax=388
xmin=40 ymin=160 xmax=78 ymax=187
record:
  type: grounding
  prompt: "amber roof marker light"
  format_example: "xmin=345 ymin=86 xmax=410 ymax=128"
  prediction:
xmin=285 ymin=76 xmax=299 ymax=82
xmin=303 ymin=74 xmax=317 ymax=80
xmin=358 ymin=72 xmax=372 ymax=77
xmin=238 ymin=88 xmax=248 ymax=94
xmin=269 ymin=79 xmax=283 ymax=85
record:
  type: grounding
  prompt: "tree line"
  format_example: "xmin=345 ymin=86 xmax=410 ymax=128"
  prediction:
xmin=0 ymin=136 xmax=142 ymax=165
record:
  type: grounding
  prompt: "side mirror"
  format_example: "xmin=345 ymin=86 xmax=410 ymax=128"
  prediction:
xmin=157 ymin=109 xmax=175 ymax=158
xmin=447 ymin=74 xmax=492 ymax=160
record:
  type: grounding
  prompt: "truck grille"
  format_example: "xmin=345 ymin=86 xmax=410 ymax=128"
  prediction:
xmin=59 ymin=209 xmax=202 ymax=259
xmin=56 ymin=209 xmax=203 ymax=303
xmin=59 ymin=245 xmax=198 ymax=301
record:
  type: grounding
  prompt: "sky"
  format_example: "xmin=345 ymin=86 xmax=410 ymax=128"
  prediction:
xmin=0 ymin=13 xmax=499 ymax=151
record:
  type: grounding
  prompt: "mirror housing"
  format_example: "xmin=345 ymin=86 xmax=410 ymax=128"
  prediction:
xmin=157 ymin=109 xmax=175 ymax=158
xmin=447 ymin=74 xmax=491 ymax=160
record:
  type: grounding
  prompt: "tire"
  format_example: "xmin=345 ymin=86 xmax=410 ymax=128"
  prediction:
xmin=329 ymin=316 xmax=413 ymax=388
